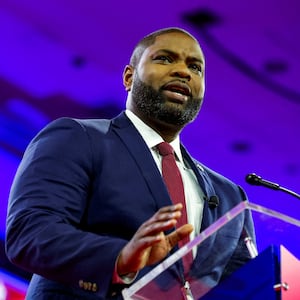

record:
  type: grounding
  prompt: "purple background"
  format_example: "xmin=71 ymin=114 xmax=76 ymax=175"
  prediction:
xmin=1 ymin=0 xmax=300 ymax=284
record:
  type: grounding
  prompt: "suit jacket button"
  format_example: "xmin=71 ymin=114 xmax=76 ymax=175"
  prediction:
xmin=79 ymin=280 xmax=84 ymax=289
xmin=92 ymin=283 xmax=98 ymax=292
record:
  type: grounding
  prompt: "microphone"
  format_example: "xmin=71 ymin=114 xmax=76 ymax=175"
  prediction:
xmin=245 ymin=173 xmax=300 ymax=200
xmin=208 ymin=195 xmax=219 ymax=208
xmin=245 ymin=173 xmax=280 ymax=190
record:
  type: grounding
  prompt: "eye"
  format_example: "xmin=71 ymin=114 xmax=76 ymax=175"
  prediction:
xmin=189 ymin=63 xmax=203 ymax=75
xmin=153 ymin=55 xmax=173 ymax=63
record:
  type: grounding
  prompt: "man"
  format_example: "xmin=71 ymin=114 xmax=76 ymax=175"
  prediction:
xmin=6 ymin=27 xmax=255 ymax=299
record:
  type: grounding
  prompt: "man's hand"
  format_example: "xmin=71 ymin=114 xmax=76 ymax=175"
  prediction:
xmin=117 ymin=204 xmax=193 ymax=275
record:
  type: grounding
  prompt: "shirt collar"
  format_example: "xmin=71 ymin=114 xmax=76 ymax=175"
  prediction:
xmin=125 ymin=109 xmax=184 ymax=163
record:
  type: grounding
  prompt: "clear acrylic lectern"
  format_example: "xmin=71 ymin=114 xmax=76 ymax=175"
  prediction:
xmin=122 ymin=201 xmax=300 ymax=299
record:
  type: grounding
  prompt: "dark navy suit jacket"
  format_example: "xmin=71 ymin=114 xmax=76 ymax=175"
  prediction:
xmin=6 ymin=112 xmax=255 ymax=299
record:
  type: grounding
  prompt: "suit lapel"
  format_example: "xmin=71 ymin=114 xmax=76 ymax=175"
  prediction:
xmin=181 ymin=146 xmax=221 ymax=271
xmin=181 ymin=145 xmax=219 ymax=232
xmin=111 ymin=112 xmax=172 ymax=209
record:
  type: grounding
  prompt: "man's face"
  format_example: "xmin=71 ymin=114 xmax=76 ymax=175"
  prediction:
xmin=127 ymin=32 xmax=205 ymax=127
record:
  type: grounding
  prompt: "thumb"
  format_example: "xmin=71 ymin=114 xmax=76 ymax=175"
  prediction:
xmin=167 ymin=224 xmax=194 ymax=249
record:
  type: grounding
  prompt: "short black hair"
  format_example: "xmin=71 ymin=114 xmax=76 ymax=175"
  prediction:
xmin=129 ymin=27 xmax=200 ymax=67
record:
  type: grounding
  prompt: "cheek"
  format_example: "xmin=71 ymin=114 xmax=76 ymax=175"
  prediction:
xmin=136 ymin=63 xmax=165 ymax=87
xmin=201 ymin=81 xmax=205 ymax=95
xmin=137 ymin=71 xmax=161 ymax=88
xmin=194 ymin=79 xmax=205 ymax=98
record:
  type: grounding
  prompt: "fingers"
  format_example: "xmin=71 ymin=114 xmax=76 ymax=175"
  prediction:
xmin=127 ymin=204 xmax=191 ymax=258
xmin=135 ymin=204 xmax=183 ymax=241
xmin=144 ymin=204 xmax=184 ymax=227
xmin=117 ymin=204 xmax=190 ymax=274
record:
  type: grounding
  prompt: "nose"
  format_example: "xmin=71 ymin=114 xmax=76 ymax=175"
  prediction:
xmin=170 ymin=63 xmax=191 ymax=81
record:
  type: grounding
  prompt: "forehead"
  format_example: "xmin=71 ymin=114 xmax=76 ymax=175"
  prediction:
xmin=143 ymin=32 xmax=204 ymax=61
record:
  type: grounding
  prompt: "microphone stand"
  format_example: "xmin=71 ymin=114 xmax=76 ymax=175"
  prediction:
xmin=277 ymin=185 xmax=300 ymax=200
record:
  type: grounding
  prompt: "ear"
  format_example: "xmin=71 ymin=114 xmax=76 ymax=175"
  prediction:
xmin=123 ymin=65 xmax=134 ymax=91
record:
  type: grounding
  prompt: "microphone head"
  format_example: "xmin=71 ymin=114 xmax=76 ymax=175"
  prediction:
xmin=245 ymin=173 xmax=261 ymax=186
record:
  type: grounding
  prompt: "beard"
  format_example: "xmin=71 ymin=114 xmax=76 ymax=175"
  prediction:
xmin=130 ymin=74 xmax=203 ymax=126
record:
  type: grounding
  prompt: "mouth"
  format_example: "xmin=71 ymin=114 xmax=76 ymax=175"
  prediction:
xmin=162 ymin=81 xmax=192 ymax=103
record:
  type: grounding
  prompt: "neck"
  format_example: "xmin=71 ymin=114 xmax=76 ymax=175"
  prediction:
xmin=145 ymin=117 xmax=182 ymax=143
xmin=127 ymin=107 xmax=183 ymax=143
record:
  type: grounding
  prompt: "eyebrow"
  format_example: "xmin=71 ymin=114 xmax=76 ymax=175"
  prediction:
xmin=152 ymin=49 xmax=204 ymax=65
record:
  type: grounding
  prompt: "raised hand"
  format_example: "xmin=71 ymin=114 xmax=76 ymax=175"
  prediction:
xmin=117 ymin=203 xmax=194 ymax=275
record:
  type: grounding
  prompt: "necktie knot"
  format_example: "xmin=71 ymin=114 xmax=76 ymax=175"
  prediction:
xmin=157 ymin=142 xmax=174 ymax=156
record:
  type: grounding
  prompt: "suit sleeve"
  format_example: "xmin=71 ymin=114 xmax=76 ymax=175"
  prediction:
xmin=5 ymin=118 xmax=127 ymax=297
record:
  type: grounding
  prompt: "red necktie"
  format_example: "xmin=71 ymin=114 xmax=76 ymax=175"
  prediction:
xmin=157 ymin=142 xmax=193 ymax=273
